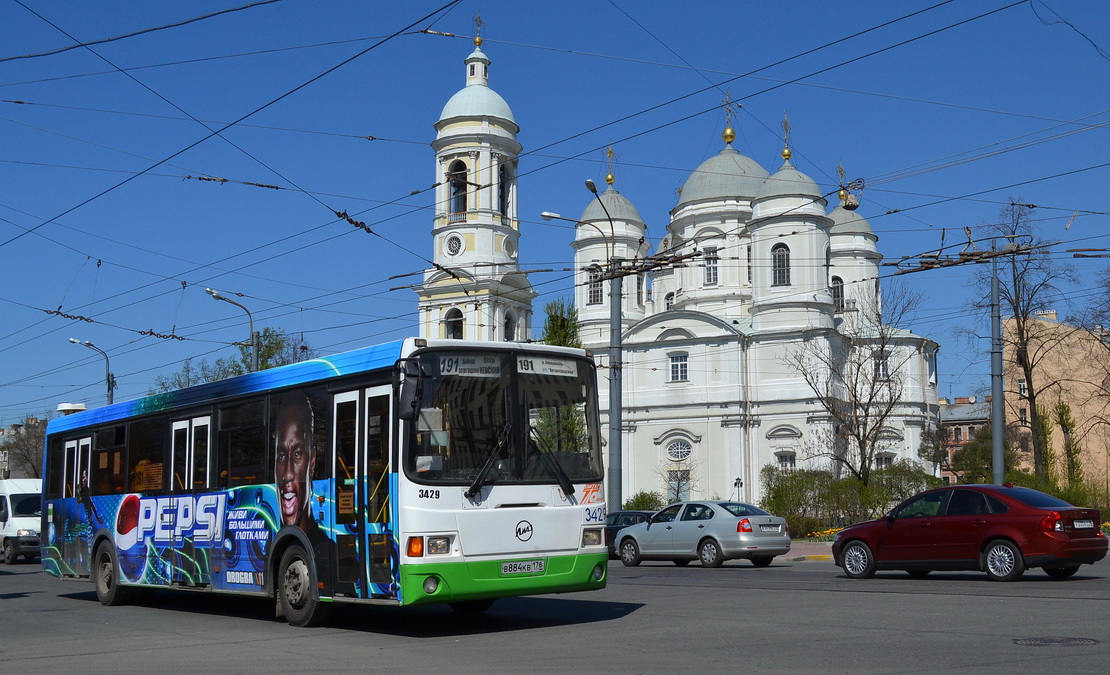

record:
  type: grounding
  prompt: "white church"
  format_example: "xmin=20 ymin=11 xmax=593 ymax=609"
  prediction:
xmin=415 ymin=38 xmax=941 ymax=505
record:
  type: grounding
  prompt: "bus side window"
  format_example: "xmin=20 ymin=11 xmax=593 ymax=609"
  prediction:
xmin=93 ymin=425 xmax=127 ymax=495
xmin=218 ymin=399 xmax=267 ymax=488
xmin=45 ymin=437 xmax=65 ymax=499
xmin=128 ymin=419 xmax=166 ymax=494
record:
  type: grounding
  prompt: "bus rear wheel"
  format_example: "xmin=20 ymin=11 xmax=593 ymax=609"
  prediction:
xmin=278 ymin=545 xmax=330 ymax=627
xmin=93 ymin=542 xmax=130 ymax=606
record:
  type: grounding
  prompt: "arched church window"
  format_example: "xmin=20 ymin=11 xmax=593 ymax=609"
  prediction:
xmin=587 ymin=268 xmax=603 ymax=305
xmin=664 ymin=292 xmax=675 ymax=310
xmin=831 ymin=276 xmax=844 ymax=312
xmin=444 ymin=308 xmax=464 ymax=340
xmin=771 ymin=243 xmax=790 ymax=286
xmin=449 ymin=160 xmax=467 ymax=218
xmin=499 ymin=164 xmax=511 ymax=216
xmin=504 ymin=312 xmax=516 ymax=342
xmin=666 ymin=440 xmax=692 ymax=461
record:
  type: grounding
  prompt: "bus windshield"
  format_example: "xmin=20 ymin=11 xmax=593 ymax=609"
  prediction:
xmin=405 ymin=349 xmax=603 ymax=487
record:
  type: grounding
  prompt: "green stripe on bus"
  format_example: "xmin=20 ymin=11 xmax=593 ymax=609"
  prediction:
xmin=398 ymin=553 xmax=607 ymax=606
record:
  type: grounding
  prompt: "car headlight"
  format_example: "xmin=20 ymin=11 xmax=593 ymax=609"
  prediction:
xmin=17 ymin=529 xmax=37 ymax=537
xmin=581 ymin=528 xmax=603 ymax=547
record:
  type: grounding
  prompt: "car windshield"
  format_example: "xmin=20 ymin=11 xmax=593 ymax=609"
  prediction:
xmin=12 ymin=493 xmax=41 ymax=517
xmin=718 ymin=502 xmax=770 ymax=517
xmin=1004 ymin=487 xmax=1076 ymax=509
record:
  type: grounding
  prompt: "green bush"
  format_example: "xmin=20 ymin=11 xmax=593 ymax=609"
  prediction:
xmin=623 ymin=490 xmax=665 ymax=511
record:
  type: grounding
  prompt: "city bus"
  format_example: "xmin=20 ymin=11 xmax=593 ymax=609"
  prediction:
xmin=41 ymin=338 xmax=607 ymax=626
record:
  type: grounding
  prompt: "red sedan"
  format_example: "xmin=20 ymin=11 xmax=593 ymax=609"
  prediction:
xmin=832 ymin=484 xmax=1108 ymax=581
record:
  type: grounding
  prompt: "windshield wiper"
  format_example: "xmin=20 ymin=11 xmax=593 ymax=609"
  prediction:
xmin=529 ymin=426 xmax=576 ymax=498
xmin=465 ymin=419 xmax=511 ymax=499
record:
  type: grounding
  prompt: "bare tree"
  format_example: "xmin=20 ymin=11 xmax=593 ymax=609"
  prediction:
xmin=969 ymin=201 xmax=1078 ymax=480
xmin=2 ymin=415 xmax=49 ymax=478
xmin=786 ymin=281 xmax=928 ymax=487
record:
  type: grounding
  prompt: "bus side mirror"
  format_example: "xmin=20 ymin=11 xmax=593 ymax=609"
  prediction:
xmin=396 ymin=360 xmax=427 ymax=421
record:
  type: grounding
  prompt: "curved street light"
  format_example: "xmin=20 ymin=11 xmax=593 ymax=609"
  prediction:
xmin=206 ymin=287 xmax=259 ymax=372
xmin=68 ymin=338 xmax=115 ymax=405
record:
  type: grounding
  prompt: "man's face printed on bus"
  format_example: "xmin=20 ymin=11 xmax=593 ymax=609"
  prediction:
xmin=275 ymin=399 xmax=315 ymax=528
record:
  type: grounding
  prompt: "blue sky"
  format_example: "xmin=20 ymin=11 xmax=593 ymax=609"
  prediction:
xmin=2 ymin=0 xmax=1108 ymax=423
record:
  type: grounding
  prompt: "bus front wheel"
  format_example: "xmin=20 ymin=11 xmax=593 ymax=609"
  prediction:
xmin=93 ymin=542 xmax=130 ymax=606
xmin=277 ymin=545 xmax=330 ymax=627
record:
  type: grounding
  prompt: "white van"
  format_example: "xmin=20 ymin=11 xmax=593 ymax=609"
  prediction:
xmin=0 ymin=478 xmax=41 ymax=564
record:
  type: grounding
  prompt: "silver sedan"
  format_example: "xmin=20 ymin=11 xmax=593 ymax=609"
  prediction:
xmin=616 ymin=501 xmax=791 ymax=568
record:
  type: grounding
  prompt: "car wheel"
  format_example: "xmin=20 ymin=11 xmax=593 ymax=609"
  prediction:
xmin=3 ymin=540 xmax=15 ymax=564
xmin=698 ymin=539 xmax=724 ymax=568
xmin=750 ymin=556 xmax=773 ymax=568
xmin=672 ymin=559 xmax=690 ymax=567
xmin=93 ymin=542 xmax=131 ymax=606
xmin=278 ymin=545 xmax=331 ymax=627
xmin=450 ymin=599 xmax=495 ymax=614
xmin=1043 ymin=565 xmax=1080 ymax=579
xmin=619 ymin=538 xmax=641 ymax=567
xmin=841 ymin=541 xmax=875 ymax=579
xmin=906 ymin=569 xmax=931 ymax=578
xmin=983 ymin=539 xmax=1024 ymax=581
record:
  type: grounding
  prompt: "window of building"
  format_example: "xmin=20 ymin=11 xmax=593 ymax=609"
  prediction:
xmin=664 ymin=292 xmax=675 ymax=310
xmin=498 ymin=164 xmax=511 ymax=216
xmin=776 ymin=452 xmax=796 ymax=470
xmin=746 ymin=245 xmax=752 ymax=283
xmin=444 ymin=308 xmax=464 ymax=340
xmin=874 ymin=350 xmax=890 ymax=380
xmin=587 ymin=268 xmax=603 ymax=305
xmin=1019 ymin=407 xmax=1027 ymax=425
xmin=771 ymin=243 xmax=790 ymax=286
xmin=875 ymin=454 xmax=894 ymax=469
xmin=666 ymin=440 xmax=692 ymax=461
xmin=704 ymin=246 xmax=719 ymax=286
xmin=953 ymin=427 xmax=963 ymax=442
xmin=669 ymin=353 xmax=688 ymax=382
xmin=831 ymin=276 xmax=844 ymax=312
xmin=448 ymin=160 xmax=467 ymax=216
xmin=1017 ymin=379 xmax=1027 ymax=397
xmin=666 ymin=469 xmax=691 ymax=502
xmin=636 ymin=272 xmax=643 ymax=306
xmin=503 ymin=313 xmax=516 ymax=342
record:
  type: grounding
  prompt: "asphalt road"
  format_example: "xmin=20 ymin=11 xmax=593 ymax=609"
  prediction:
xmin=3 ymin=556 xmax=1109 ymax=673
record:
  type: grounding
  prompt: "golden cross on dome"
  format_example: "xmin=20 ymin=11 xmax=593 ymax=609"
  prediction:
xmin=781 ymin=111 xmax=791 ymax=149
xmin=605 ymin=145 xmax=617 ymax=185
xmin=473 ymin=12 xmax=484 ymax=45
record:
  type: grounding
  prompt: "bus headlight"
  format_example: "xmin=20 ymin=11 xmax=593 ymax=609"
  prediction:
xmin=427 ymin=536 xmax=450 ymax=555
xmin=581 ymin=528 xmax=602 ymax=547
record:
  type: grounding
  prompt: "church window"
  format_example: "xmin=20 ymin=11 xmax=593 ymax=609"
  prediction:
xmin=664 ymin=292 xmax=675 ymax=310
xmin=831 ymin=276 xmax=844 ymax=312
xmin=444 ymin=308 xmax=464 ymax=340
xmin=875 ymin=454 xmax=894 ymax=470
xmin=449 ymin=160 xmax=467 ymax=217
xmin=498 ymin=164 xmax=511 ymax=217
xmin=446 ymin=235 xmax=463 ymax=256
xmin=666 ymin=469 xmax=691 ymax=502
xmin=666 ymin=440 xmax=692 ymax=461
xmin=704 ymin=246 xmax=719 ymax=286
xmin=771 ymin=243 xmax=790 ymax=286
xmin=746 ymin=245 xmax=752 ymax=283
xmin=873 ymin=350 xmax=890 ymax=380
xmin=469 ymin=63 xmax=475 ymax=77
xmin=636 ymin=272 xmax=644 ymax=306
xmin=503 ymin=313 xmax=516 ymax=342
xmin=587 ymin=268 xmax=603 ymax=305
xmin=669 ymin=353 xmax=688 ymax=382
xmin=776 ymin=452 xmax=796 ymax=470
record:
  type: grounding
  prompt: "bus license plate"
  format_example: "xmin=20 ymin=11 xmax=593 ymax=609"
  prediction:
xmin=1074 ymin=519 xmax=1094 ymax=529
xmin=502 ymin=560 xmax=545 ymax=575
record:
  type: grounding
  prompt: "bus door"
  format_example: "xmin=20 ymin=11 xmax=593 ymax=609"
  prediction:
xmin=63 ymin=437 xmax=92 ymax=570
xmin=331 ymin=386 xmax=394 ymax=599
xmin=169 ymin=416 xmax=211 ymax=585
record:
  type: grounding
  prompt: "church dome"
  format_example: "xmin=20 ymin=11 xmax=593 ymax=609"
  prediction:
xmin=581 ymin=185 xmax=644 ymax=225
xmin=676 ymin=145 xmax=768 ymax=206
xmin=437 ymin=45 xmax=516 ymax=128
xmin=829 ymin=205 xmax=876 ymax=238
xmin=757 ymin=156 xmax=823 ymax=202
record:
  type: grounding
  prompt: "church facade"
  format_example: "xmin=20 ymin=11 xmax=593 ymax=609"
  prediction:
xmin=420 ymin=39 xmax=941 ymax=506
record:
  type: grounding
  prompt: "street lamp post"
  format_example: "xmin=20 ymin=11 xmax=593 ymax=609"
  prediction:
xmin=206 ymin=287 xmax=259 ymax=372
xmin=68 ymin=338 xmax=115 ymax=405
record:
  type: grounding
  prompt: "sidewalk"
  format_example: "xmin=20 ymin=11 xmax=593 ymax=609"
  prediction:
xmin=779 ymin=540 xmax=833 ymax=562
